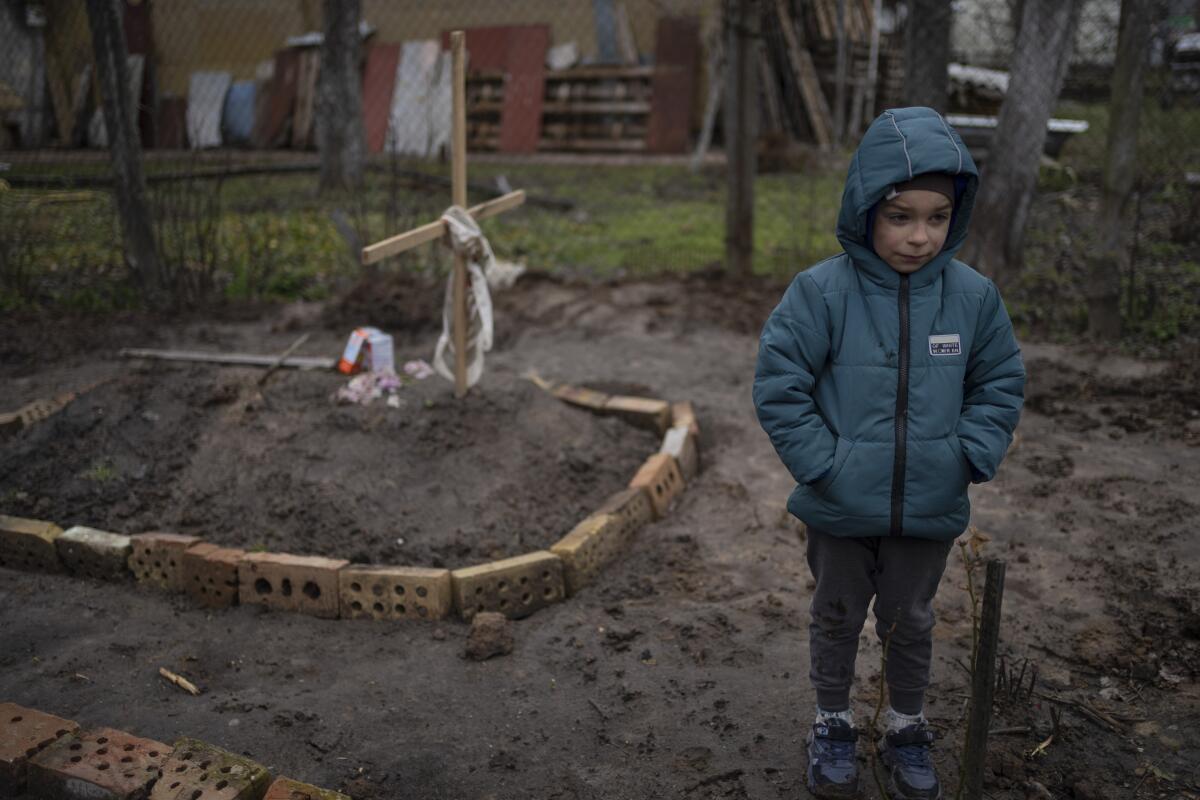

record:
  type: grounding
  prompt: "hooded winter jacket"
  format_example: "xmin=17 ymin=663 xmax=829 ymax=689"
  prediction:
xmin=753 ymin=107 xmax=1025 ymax=541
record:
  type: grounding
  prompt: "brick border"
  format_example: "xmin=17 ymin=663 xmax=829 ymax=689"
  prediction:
xmin=0 ymin=383 xmax=701 ymax=624
xmin=1 ymin=701 xmax=349 ymax=800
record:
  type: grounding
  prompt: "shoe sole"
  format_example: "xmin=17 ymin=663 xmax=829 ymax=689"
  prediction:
xmin=806 ymin=759 xmax=860 ymax=799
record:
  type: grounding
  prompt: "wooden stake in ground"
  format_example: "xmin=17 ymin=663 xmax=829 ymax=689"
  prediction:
xmin=359 ymin=30 xmax=526 ymax=398
xmin=450 ymin=31 xmax=469 ymax=398
xmin=962 ymin=559 xmax=1006 ymax=799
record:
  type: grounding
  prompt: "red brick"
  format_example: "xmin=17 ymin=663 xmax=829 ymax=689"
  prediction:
xmin=149 ymin=737 xmax=270 ymax=800
xmin=57 ymin=526 xmax=133 ymax=581
xmin=182 ymin=544 xmax=244 ymax=609
xmin=239 ymin=553 xmax=347 ymax=619
xmin=629 ymin=453 xmax=685 ymax=519
xmin=0 ymin=514 xmax=64 ymax=573
xmin=128 ymin=532 xmax=203 ymax=591
xmin=339 ymin=565 xmax=452 ymax=621
xmin=27 ymin=726 xmax=170 ymax=800
xmin=0 ymin=703 xmax=79 ymax=795
xmin=263 ymin=776 xmax=350 ymax=800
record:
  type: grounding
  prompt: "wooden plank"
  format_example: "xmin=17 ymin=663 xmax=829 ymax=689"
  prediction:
xmin=759 ymin=48 xmax=784 ymax=135
xmin=646 ymin=17 xmax=700 ymax=153
xmin=614 ymin=1 xmax=639 ymax=63
xmin=498 ymin=26 xmax=549 ymax=153
xmin=451 ymin=31 xmax=469 ymax=397
xmin=776 ymin=0 xmax=833 ymax=147
xmin=362 ymin=42 xmax=402 ymax=153
xmin=120 ymin=349 xmax=336 ymax=370
xmin=261 ymin=48 xmax=300 ymax=148
xmin=361 ymin=190 xmax=526 ymax=265
xmin=292 ymin=48 xmax=320 ymax=149
xmin=541 ymin=101 xmax=651 ymax=114
xmin=539 ymin=138 xmax=646 ymax=151
xmin=964 ymin=561 xmax=1007 ymax=799
xmin=545 ymin=65 xmax=655 ymax=80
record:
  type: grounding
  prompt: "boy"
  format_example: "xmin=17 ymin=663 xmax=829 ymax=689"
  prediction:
xmin=753 ymin=107 xmax=1025 ymax=799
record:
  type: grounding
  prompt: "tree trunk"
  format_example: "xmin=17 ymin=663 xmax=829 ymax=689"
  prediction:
xmin=85 ymin=0 xmax=162 ymax=299
xmin=317 ymin=0 xmax=365 ymax=193
xmin=960 ymin=0 xmax=1081 ymax=282
xmin=724 ymin=0 xmax=759 ymax=276
xmin=1087 ymin=0 xmax=1152 ymax=339
xmin=903 ymin=0 xmax=952 ymax=111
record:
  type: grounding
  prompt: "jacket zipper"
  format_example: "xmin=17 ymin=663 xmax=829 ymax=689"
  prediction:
xmin=889 ymin=274 xmax=910 ymax=536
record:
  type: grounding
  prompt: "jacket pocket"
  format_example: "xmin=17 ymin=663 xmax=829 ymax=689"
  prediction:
xmin=812 ymin=437 xmax=856 ymax=495
xmin=900 ymin=436 xmax=971 ymax=519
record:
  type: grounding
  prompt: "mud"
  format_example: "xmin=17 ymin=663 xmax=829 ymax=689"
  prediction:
xmin=0 ymin=274 xmax=1197 ymax=799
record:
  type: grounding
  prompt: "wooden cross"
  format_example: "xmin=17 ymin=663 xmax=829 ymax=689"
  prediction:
xmin=360 ymin=30 xmax=526 ymax=398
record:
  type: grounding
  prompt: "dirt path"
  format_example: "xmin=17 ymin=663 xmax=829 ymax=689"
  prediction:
xmin=1 ymin=276 xmax=1197 ymax=799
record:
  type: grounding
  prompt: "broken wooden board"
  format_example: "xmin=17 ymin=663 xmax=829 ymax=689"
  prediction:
xmin=119 ymin=349 xmax=336 ymax=370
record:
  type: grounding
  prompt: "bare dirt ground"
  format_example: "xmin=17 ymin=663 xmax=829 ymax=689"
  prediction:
xmin=1 ymin=273 xmax=1197 ymax=800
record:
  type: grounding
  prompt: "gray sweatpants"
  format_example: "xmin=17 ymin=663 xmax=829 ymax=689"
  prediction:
xmin=806 ymin=527 xmax=954 ymax=715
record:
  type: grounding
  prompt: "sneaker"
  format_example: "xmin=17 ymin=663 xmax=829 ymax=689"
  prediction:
xmin=806 ymin=718 xmax=860 ymax=798
xmin=877 ymin=723 xmax=942 ymax=800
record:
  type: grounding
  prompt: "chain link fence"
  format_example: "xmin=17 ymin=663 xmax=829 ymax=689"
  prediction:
xmin=0 ymin=0 xmax=1196 ymax=340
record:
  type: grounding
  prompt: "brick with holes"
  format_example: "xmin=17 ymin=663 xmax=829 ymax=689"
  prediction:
xmin=603 ymin=395 xmax=671 ymax=433
xmin=148 ymin=737 xmax=270 ymax=800
xmin=262 ymin=776 xmax=350 ymax=800
xmin=629 ymin=452 xmax=686 ymax=519
xmin=339 ymin=564 xmax=452 ymax=621
xmin=56 ymin=526 xmax=132 ymax=582
xmin=239 ymin=552 xmax=348 ymax=619
xmin=27 ymin=726 xmax=170 ymax=800
xmin=451 ymin=551 xmax=565 ymax=622
xmin=551 ymin=512 xmax=629 ymax=596
xmin=0 ymin=514 xmax=64 ymax=573
xmin=0 ymin=703 xmax=79 ymax=795
xmin=127 ymin=532 xmax=202 ymax=591
xmin=182 ymin=544 xmax=244 ymax=610
xmin=596 ymin=486 xmax=655 ymax=540
xmin=659 ymin=423 xmax=700 ymax=481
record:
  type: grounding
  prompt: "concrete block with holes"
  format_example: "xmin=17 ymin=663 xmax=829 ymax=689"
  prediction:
xmin=239 ymin=552 xmax=347 ymax=619
xmin=0 ymin=703 xmax=79 ymax=795
xmin=182 ymin=544 xmax=244 ymax=610
xmin=263 ymin=776 xmax=351 ymax=800
xmin=27 ymin=726 xmax=170 ymax=800
xmin=0 ymin=514 xmax=64 ymax=573
xmin=603 ymin=395 xmax=671 ymax=433
xmin=128 ymin=532 xmax=203 ymax=591
xmin=56 ymin=526 xmax=132 ymax=582
xmin=671 ymin=400 xmax=700 ymax=436
xmin=660 ymin=423 xmax=700 ymax=481
xmin=551 ymin=513 xmax=630 ymax=595
xmin=339 ymin=565 xmax=452 ymax=621
xmin=451 ymin=551 xmax=565 ymax=622
xmin=148 ymin=737 xmax=270 ymax=800
xmin=629 ymin=452 xmax=685 ymax=519
xmin=551 ymin=383 xmax=610 ymax=412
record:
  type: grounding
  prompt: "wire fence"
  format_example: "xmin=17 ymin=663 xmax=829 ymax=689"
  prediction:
xmin=0 ymin=0 xmax=1196 ymax=340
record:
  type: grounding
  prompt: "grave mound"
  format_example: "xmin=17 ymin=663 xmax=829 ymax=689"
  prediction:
xmin=0 ymin=368 xmax=659 ymax=568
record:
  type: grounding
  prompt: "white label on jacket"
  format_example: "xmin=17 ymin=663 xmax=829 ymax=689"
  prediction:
xmin=929 ymin=333 xmax=961 ymax=356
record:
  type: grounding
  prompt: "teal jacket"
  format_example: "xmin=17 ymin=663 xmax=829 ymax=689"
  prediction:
xmin=753 ymin=107 xmax=1025 ymax=540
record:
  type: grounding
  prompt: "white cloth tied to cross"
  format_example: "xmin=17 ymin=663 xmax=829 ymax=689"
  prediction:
xmin=432 ymin=205 xmax=497 ymax=388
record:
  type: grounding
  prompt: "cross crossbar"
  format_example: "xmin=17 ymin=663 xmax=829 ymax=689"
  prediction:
xmin=359 ymin=189 xmax=526 ymax=265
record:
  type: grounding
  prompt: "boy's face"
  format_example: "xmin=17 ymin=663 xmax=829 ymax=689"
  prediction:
xmin=871 ymin=189 xmax=953 ymax=274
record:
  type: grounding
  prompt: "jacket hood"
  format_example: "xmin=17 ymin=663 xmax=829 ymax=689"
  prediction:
xmin=836 ymin=107 xmax=979 ymax=289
